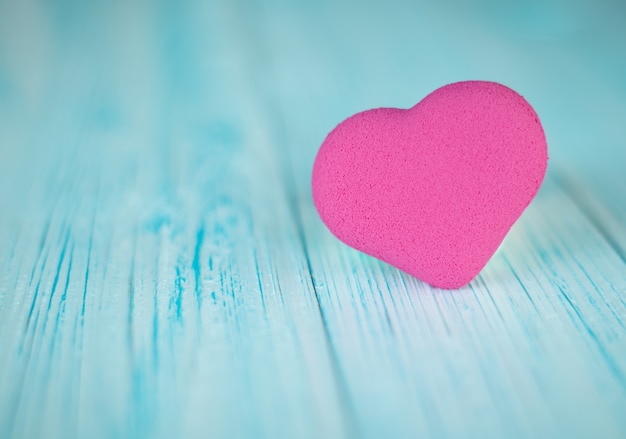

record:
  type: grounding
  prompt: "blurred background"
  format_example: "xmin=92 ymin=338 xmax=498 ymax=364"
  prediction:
xmin=1 ymin=0 xmax=625 ymax=174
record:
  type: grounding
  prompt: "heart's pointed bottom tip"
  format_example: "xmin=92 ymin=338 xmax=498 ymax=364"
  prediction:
xmin=426 ymin=279 xmax=474 ymax=290
xmin=401 ymin=268 xmax=477 ymax=290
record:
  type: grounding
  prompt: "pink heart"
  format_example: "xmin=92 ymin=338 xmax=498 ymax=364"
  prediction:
xmin=312 ymin=81 xmax=548 ymax=289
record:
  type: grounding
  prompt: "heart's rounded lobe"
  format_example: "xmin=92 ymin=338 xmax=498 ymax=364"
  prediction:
xmin=312 ymin=81 xmax=548 ymax=289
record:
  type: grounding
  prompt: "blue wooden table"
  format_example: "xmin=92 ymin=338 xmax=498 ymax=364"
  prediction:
xmin=1 ymin=0 xmax=625 ymax=438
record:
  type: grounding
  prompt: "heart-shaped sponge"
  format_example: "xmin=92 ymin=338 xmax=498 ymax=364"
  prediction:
xmin=312 ymin=81 xmax=548 ymax=289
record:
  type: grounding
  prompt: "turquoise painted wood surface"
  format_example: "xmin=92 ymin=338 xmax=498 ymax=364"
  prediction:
xmin=0 ymin=0 xmax=625 ymax=438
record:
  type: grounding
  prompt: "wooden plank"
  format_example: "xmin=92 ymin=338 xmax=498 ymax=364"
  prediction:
xmin=554 ymin=166 xmax=626 ymax=262
xmin=281 ymin=173 xmax=626 ymax=438
xmin=257 ymin=0 xmax=626 ymax=437
xmin=1 ymin=0 xmax=625 ymax=438
xmin=0 ymin=1 xmax=347 ymax=438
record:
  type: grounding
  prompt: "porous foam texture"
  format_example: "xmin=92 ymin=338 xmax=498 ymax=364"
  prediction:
xmin=312 ymin=81 xmax=548 ymax=289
